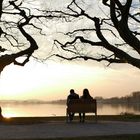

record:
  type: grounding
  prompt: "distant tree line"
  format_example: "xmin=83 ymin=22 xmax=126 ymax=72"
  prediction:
xmin=96 ymin=91 xmax=140 ymax=104
xmin=49 ymin=91 xmax=140 ymax=104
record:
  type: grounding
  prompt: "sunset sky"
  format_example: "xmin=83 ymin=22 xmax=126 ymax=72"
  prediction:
xmin=0 ymin=59 xmax=140 ymax=101
xmin=0 ymin=0 xmax=140 ymax=101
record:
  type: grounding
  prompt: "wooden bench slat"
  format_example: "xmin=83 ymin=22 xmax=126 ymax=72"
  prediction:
xmin=66 ymin=99 xmax=97 ymax=122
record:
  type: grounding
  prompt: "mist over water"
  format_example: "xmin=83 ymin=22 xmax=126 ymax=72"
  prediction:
xmin=0 ymin=102 xmax=140 ymax=117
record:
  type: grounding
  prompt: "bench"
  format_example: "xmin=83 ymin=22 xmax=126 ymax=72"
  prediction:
xmin=66 ymin=99 xmax=97 ymax=122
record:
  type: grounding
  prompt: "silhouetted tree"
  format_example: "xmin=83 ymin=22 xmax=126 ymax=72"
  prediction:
xmin=1 ymin=0 xmax=140 ymax=74
xmin=0 ymin=0 xmax=60 ymax=73
xmin=54 ymin=0 xmax=140 ymax=69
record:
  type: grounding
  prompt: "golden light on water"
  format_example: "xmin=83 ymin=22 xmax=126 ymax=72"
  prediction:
xmin=2 ymin=109 xmax=19 ymax=118
xmin=1 ymin=103 xmax=140 ymax=117
xmin=1 ymin=105 xmax=28 ymax=118
xmin=3 ymin=114 xmax=12 ymax=119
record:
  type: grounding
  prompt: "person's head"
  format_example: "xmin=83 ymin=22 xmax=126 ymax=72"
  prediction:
xmin=83 ymin=88 xmax=90 ymax=97
xmin=70 ymin=89 xmax=74 ymax=94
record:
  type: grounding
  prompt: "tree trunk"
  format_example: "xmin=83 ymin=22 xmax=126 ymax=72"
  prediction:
xmin=0 ymin=0 xmax=3 ymax=18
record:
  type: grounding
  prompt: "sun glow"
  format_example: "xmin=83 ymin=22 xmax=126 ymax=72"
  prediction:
xmin=3 ymin=112 xmax=15 ymax=118
xmin=1 ymin=59 xmax=140 ymax=101
xmin=0 ymin=60 xmax=104 ymax=100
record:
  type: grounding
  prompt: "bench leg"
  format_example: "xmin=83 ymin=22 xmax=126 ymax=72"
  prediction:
xmin=66 ymin=112 xmax=69 ymax=123
xmin=95 ymin=112 xmax=97 ymax=123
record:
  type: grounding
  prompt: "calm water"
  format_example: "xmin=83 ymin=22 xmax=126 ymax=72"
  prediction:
xmin=1 ymin=103 xmax=140 ymax=117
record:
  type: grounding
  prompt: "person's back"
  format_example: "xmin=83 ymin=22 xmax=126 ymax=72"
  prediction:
xmin=67 ymin=89 xmax=79 ymax=122
xmin=81 ymin=88 xmax=93 ymax=99
xmin=67 ymin=89 xmax=79 ymax=105
xmin=80 ymin=88 xmax=93 ymax=122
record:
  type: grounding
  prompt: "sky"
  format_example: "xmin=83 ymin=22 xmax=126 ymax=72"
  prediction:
xmin=0 ymin=0 xmax=140 ymax=101
xmin=0 ymin=59 xmax=140 ymax=101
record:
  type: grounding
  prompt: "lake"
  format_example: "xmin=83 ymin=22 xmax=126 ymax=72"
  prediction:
xmin=1 ymin=103 xmax=140 ymax=118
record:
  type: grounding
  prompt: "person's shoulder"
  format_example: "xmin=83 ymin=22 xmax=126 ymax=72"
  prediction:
xmin=75 ymin=93 xmax=79 ymax=98
xmin=67 ymin=94 xmax=72 ymax=99
xmin=89 ymin=96 xmax=93 ymax=100
xmin=80 ymin=96 xmax=84 ymax=99
xmin=76 ymin=93 xmax=79 ymax=96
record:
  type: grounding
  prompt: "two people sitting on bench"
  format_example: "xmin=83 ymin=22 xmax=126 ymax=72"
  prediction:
xmin=67 ymin=88 xmax=93 ymax=122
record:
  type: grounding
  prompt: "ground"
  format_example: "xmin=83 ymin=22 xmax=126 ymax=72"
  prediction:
xmin=0 ymin=120 xmax=140 ymax=139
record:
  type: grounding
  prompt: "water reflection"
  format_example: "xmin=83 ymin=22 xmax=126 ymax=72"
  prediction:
xmin=1 ymin=103 xmax=66 ymax=117
xmin=0 ymin=103 xmax=140 ymax=117
xmin=97 ymin=103 xmax=140 ymax=115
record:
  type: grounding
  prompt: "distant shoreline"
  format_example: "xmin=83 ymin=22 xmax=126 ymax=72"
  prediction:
xmin=0 ymin=99 xmax=140 ymax=105
xmin=0 ymin=91 xmax=140 ymax=105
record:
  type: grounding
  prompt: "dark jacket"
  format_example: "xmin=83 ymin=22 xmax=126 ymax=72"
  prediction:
xmin=67 ymin=92 xmax=79 ymax=105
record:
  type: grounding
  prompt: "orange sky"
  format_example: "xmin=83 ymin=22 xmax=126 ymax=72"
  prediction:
xmin=0 ymin=59 xmax=140 ymax=101
xmin=1 ymin=1 xmax=139 ymax=101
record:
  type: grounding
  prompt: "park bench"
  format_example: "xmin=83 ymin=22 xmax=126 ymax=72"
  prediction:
xmin=66 ymin=99 xmax=97 ymax=122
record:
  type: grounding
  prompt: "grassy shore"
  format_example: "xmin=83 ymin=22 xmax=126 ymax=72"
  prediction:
xmin=2 ymin=114 xmax=140 ymax=124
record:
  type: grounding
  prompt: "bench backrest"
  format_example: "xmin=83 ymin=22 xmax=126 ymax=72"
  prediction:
xmin=67 ymin=99 xmax=97 ymax=113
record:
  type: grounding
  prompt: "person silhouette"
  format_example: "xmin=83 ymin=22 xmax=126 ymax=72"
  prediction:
xmin=0 ymin=106 xmax=3 ymax=120
xmin=80 ymin=88 xmax=93 ymax=122
xmin=67 ymin=89 xmax=79 ymax=122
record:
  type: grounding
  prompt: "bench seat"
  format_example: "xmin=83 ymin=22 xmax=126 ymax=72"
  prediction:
xmin=66 ymin=99 xmax=97 ymax=122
